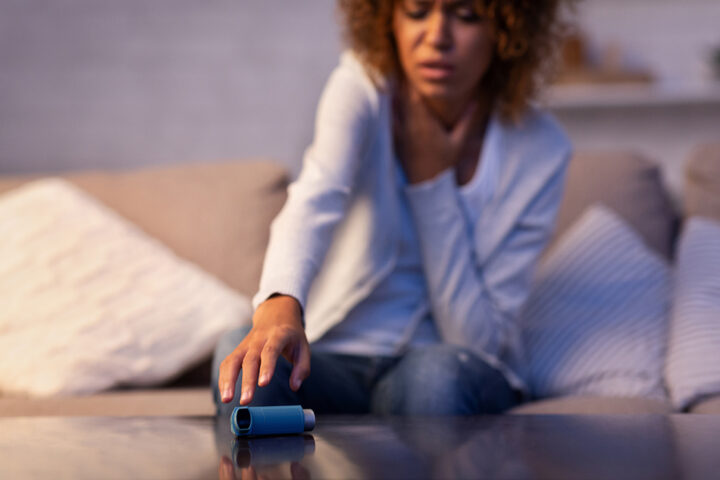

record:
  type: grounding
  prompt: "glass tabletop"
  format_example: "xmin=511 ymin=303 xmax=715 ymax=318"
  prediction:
xmin=0 ymin=414 xmax=718 ymax=479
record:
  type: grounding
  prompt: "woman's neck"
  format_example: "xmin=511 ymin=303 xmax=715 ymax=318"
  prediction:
xmin=425 ymin=89 xmax=492 ymax=186
xmin=423 ymin=90 xmax=492 ymax=131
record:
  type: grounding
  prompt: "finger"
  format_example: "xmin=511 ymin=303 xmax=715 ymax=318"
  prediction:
xmin=240 ymin=343 xmax=264 ymax=405
xmin=218 ymin=345 xmax=248 ymax=403
xmin=450 ymin=98 xmax=480 ymax=145
xmin=392 ymin=95 xmax=406 ymax=164
xmin=290 ymin=462 xmax=311 ymax=480
xmin=240 ymin=466 xmax=258 ymax=480
xmin=406 ymin=83 xmax=427 ymax=117
xmin=258 ymin=333 xmax=291 ymax=387
xmin=394 ymin=75 xmax=409 ymax=110
xmin=393 ymin=78 xmax=414 ymax=139
xmin=407 ymin=84 xmax=434 ymax=115
xmin=392 ymin=91 xmax=404 ymax=135
xmin=407 ymin=84 xmax=446 ymax=133
xmin=219 ymin=455 xmax=238 ymax=480
xmin=289 ymin=342 xmax=311 ymax=392
xmin=393 ymin=82 xmax=412 ymax=139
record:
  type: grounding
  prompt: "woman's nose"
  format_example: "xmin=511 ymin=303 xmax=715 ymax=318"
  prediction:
xmin=426 ymin=10 xmax=453 ymax=50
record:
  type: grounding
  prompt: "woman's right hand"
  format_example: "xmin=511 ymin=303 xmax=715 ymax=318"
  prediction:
xmin=218 ymin=294 xmax=310 ymax=405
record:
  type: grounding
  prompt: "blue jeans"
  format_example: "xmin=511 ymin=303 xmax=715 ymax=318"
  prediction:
xmin=212 ymin=327 xmax=520 ymax=419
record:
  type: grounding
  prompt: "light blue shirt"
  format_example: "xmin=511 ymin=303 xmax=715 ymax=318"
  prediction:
xmin=252 ymin=51 xmax=572 ymax=391
xmin=311 ymin=159 xmax=438 ymax=357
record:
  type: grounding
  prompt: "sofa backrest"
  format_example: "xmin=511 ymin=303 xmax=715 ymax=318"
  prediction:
xmin=0 ymin=150 xmax=694 ymax=291
xmin=684 ymin=143 xmax=720 ymax=223
xmin=548 ymin=151 xmax=680 ymax=261
xmin=0 ymin=159 xmax=289 ymax=298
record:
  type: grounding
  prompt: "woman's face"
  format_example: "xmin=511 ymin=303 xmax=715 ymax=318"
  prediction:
xmin=392 ymin=0 xmax=495 ymax=106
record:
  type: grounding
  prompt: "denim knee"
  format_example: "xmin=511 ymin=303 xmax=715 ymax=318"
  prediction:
xmin=371 ymin=344 xmax=515 ymax=415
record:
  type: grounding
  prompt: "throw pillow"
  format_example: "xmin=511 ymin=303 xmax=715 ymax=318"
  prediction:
xmin=665 ymin=216 xmax=720 ymax=410
xmin=547 ymin=151 xmax=679 ymax=261
xmin=684 ymin=143 xmax=720 ymax=223
xmin=0 ymin=179 xmax=252 ymax=396
xmin=521 ymin=204 xmax=671 ymax=400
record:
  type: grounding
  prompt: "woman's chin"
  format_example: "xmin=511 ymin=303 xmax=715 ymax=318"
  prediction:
xmin=411 ymin=85 xmax=446 ymax=102
xmin=413 ymin=79 xmax=464 ymax=102
xmin=415 ymin=86 xmax=465 ymax=113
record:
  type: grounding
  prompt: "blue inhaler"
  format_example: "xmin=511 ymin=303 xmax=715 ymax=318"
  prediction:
xmin=230 ymin=405 xmax=315 ymax=437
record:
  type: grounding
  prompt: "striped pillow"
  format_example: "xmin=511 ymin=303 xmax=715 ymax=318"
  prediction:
xmin=521 ymin=205 xmax=671 ymax=400
xmin=665 ymin=217 xmax=720 ymax=410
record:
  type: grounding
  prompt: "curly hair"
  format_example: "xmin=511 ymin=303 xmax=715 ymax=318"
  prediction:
xmin=337 ymin=0 xmax=573 ymax=122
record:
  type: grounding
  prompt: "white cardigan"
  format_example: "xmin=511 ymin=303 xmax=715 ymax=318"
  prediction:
xmin=252 ymin=51 xmax=572 ymax=390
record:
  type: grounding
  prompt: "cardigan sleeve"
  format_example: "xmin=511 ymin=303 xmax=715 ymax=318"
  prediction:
xmin=403 ymin=148 xmax=571 ymax=367
xmin=252 ymin=54 xmax=375 ymax=314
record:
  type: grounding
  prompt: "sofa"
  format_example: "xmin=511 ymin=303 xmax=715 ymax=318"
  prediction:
xmin=0 ymin=145 xmax=718 ymax=417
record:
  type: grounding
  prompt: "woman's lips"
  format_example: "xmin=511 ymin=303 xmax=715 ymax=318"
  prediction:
xmin=417 ymin=61 xmax=454 ymax=81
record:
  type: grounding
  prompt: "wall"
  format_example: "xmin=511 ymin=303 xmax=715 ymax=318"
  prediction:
xmin=576 ymin=0 xmax=720 ymax=87
xmin=0 ymin=0 xmax=341 ymax=175
xmin=548 ymin=0 xmax=720 ymax=205
xmin=1 ymin=0 xmax=718 ymax=192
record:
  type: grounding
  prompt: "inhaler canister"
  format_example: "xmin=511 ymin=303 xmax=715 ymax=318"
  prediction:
xmin=230 ymin=405 xmax=316 ymax=437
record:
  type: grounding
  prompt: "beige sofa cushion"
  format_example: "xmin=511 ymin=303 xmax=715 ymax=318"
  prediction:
xmin=690 ymin=395 xmax=720 ymax=414
xmin=0 ymin=159 xmax=288 ymax=298
xmin=549 ymin=151 xmax=678 ymax=260
xmin=510 ymin=396 xmax=673 ymax=415
xmin=684 ymin=143 xmax=720 ymax=222
xmin=0 ymin=388 xmax=213 ymax=417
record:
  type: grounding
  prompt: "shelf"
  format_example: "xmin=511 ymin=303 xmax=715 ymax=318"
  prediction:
xmin=543 ymin=83 xmax=720 ymax=110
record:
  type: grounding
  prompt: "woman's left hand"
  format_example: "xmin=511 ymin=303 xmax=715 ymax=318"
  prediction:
xmin=392 ymin=83 xmax=479 ymax=184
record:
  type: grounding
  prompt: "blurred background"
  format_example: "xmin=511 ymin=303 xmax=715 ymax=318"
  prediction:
xmin=1 ymin=0 xmax=719 ymax=202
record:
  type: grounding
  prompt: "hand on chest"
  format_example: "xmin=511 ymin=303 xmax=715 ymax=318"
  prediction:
xmin=391 ymin=82 xmax=488 ymax=186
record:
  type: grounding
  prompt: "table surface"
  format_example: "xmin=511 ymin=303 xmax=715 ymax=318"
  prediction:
xmin=0 ymin=414 xmax=718 ymax=479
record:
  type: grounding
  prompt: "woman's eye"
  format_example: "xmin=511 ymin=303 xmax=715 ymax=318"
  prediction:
xmin=454 ymin=6 xmax=482 ymax=22
xmin=404 ymin=7 xmax=429 ymax=19
xmin=402 ymin=1 xmax=431 ymax=19
xmin=406 ymin=9 xmax=428 ymax=19
xmin=405 ymin=9 xmax=428 ymax=19
xmin=401 ymin=1 xmax=482 ymax=22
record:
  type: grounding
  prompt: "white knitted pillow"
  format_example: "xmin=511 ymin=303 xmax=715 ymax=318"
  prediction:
xmin=0 ymin=179 xmax=252 ymax=396
xmin=521 ymin=205 xmax=671 ymax=401
xmin=665 ymin=217 xmax=720 ymax=410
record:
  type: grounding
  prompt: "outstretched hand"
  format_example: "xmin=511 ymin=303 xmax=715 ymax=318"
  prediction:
xmin=218 ymin=295 xmax=310 ymax=405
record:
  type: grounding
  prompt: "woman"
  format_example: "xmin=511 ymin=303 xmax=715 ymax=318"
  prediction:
xmin=214 ymin=0 xmax=572 ymax=416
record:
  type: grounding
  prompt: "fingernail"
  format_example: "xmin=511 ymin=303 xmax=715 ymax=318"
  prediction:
xmin=240 ymin=388 xmax=249 ymax=403
xmin=259 ymin=373 xmax=269 ymax=385
xmin=220 ymin=456 xmax=234 ymax=476
xmin=221 ymin=384 xmax=231 ymax=401
xmin=292 ymin=378 xmax=301 ymax=390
